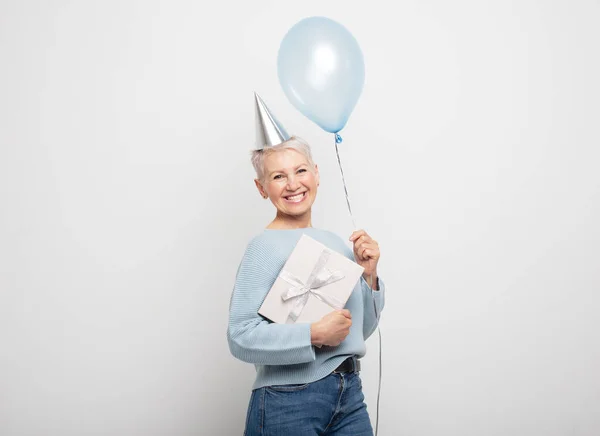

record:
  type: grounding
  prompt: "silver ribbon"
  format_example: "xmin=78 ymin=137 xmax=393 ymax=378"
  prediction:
xmin=279 ymin=249 xmax=345 ymax=322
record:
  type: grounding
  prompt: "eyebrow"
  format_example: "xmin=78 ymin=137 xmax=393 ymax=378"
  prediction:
xmin=268 ymin=164 xmax=308 ymax=177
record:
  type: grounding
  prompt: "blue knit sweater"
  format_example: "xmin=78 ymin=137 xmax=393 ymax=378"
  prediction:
xmin=227 ymin=227 xmax=385 ymax=390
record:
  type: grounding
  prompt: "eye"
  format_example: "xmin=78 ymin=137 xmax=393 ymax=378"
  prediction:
xmin=273 ymin=174 xmax=283 ymax=180
xmin=297 ymin=168 xmax=307 ymax=174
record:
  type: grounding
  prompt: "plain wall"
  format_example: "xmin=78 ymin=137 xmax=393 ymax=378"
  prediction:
xmin=1 ymin=0 xmax=599 ymax=435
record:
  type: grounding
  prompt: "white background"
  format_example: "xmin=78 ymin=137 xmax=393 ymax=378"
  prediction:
xmin=1 ymin=0 xmax=599 ymax=435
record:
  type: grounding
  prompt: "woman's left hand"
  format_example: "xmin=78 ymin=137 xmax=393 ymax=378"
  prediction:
xmin=349 ymin=229 xmax=380 ymax=280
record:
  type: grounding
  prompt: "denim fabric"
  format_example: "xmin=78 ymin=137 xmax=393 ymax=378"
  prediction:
xmin=244 ymin=372 xmax=373 ymax=435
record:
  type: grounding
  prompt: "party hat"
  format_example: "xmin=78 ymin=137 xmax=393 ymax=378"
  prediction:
xmin=255 ymin=92 xmax=290 ymax=149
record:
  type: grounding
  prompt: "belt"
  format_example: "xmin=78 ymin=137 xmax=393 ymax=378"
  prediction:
xmin=333 ymin=356 xmax=361 ymax=374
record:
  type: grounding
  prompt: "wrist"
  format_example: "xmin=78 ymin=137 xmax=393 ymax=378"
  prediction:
xmin=310 ymin=323 xmax=324 ymax=346
xmin=363 ymin=272 xmax=379 ymax=290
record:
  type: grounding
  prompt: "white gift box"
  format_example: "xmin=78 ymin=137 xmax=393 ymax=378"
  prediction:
xmin=258 ymin=234 xmax=364 ymax=324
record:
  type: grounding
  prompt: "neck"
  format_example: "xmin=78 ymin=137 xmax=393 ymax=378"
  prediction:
xmin=268 ymin=211 xmax=312 ymax=229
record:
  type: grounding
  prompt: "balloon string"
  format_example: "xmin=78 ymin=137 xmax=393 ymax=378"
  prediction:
xmin=333 ymin=134 xmax=357 ymax=230
xmin=334 ymin=133 xmax=383 ymax=436
xmin=371 ymin=273 xmax=382 ymax=436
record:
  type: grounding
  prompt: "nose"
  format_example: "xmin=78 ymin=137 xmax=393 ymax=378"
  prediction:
xmin=286 ymin=175 xmax=300 ymax=191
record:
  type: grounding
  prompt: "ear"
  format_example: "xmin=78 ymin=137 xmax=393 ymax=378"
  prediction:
xmin=314 ymin=163 xmax=320 ymax=186
xmin=254 ymin=178 xmax=268 ymax=199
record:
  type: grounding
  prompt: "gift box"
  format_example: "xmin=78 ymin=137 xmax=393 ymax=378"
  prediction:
xmin=258 ymin=234 xmax=364 ymax=324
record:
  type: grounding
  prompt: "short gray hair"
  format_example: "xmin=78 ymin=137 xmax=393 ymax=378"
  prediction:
xmin=251 ymin=136 xmax=315 ymax=181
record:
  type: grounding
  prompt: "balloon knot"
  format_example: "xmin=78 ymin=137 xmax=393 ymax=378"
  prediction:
xmin=335 ymin=133 xmax=343 ymax=144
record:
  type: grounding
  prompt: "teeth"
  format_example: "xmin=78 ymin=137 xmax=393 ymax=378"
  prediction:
xmin=286 ymin=193 xmax=305 ymax=202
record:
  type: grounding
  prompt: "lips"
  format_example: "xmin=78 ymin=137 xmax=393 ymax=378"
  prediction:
xmin=284 ymin=192 xmax=307 ymax=203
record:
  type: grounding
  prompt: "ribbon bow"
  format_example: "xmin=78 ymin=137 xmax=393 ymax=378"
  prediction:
xmin=279 ymin=248 xmax=345 ymax=322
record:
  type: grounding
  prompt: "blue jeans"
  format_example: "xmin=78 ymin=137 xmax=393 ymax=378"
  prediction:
xmin=244 ymin=372 xmax=373 ymax=435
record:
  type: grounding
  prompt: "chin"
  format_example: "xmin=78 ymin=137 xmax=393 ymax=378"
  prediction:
xmin=279 ymin=207 xmax=308 ymax=216
xmin=278 ymin=203 xmax=313 ymax=217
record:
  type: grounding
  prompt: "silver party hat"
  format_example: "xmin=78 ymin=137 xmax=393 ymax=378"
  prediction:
xmin=255 ymin=92 xmax=290 ymax=149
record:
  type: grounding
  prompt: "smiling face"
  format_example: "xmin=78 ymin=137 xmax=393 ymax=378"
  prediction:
xmin=255 ymin=148 xmax=319 ymax=223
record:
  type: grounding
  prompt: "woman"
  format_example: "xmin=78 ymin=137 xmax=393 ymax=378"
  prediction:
xmin=227 ymin=94 xmax=385 ymax=435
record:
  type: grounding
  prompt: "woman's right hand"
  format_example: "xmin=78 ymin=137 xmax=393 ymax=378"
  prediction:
xmin=310 ymin=309 xmax=352 ymax=347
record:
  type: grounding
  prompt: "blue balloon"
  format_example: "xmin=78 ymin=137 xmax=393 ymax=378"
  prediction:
xmin=277 ymin=17 xmax=365 ymax=134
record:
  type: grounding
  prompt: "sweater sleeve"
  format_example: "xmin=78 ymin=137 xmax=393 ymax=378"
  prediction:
xmin=227 ymin=241 xmax=316 ymax=365
xmin=361 ymin=275 xmax=385 ymax=339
